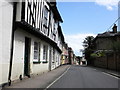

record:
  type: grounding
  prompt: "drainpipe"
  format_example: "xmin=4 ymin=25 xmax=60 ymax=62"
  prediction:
xmin=48 ymin=10 xmax=51 ymax=71
xmin=8 ymin=2 xmax=17 ymax=86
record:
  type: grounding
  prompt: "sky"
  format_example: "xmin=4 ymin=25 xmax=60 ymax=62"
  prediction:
xmin=57 ymin=0 xmax=119 ymax=56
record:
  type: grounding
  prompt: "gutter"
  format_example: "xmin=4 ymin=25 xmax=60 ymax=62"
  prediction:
xmin=8 ymin=2 xmax=17 ymax=86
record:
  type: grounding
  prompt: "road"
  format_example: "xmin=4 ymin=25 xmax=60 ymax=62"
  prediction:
xmin=48 ymin=65 xmax=119 ymax=88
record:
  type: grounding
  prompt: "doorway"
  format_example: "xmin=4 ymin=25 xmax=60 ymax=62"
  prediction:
xmin=24 ymin=37 xmax=31 ymax=77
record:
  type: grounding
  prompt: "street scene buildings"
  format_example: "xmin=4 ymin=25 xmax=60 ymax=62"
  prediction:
xmin=0 ymin=0 xmax=77 ymax=86
xmin=92 ymin=24 xmax=120 ymax=71
xmin=0 ymin=0 xmax=120 ymax=89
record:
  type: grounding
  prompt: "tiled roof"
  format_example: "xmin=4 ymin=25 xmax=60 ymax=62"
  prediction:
xmin=97 ymin=31 xmax=120 ymax=37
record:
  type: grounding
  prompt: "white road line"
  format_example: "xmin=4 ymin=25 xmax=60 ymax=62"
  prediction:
xmin=93 ymin=69 xmax=97 ymax=70
xmin=45 ymin=66 xmax=71 ymax=89
xmin=102 ymin=72 xmax=119 ymax=79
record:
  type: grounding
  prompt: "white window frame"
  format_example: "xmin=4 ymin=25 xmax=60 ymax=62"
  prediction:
xmin=33 ymin=42 xmax=41 ymax=63
xmin=43 ymin=45 xmax=48 ymax=61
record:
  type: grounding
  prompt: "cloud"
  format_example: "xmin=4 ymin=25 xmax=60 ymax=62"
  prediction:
xmin=65 ymin=33 xmax=96 ymax=56
xmin=95 ymin=0 xmax=119 ymax=10
xmin=57 ymin=0 xmax=118 ymax=11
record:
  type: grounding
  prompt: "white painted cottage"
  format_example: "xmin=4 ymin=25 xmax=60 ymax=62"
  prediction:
xmin=0 ymin=0 xmax=64 ymax=86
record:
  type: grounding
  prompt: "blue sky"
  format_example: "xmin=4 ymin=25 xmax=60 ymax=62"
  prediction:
xmin=57 ymin=1 xmax=118 ymax=56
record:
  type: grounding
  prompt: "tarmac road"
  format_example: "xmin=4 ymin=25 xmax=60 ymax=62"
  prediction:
xmin=49 ymin=65 xmax=119 ymax=88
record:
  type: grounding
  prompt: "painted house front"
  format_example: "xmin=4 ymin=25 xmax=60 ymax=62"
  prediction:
xmin=68 ymin=47 xmax=74 ymax=65
xmin=0 ymin=1 xmax=14 ymax=86
xmin=1 ymin=0 xmax=64 ymax=86
xmin=61 ymin=43 xmax=69 ymax=65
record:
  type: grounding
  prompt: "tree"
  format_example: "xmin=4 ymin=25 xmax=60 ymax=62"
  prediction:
xmin=111 ymin=42 xmax=120 ymax=53
xmin=83 ymin=36 xmax=94 ymax=49
xmin=83 ymin=36 xmax=94 ymax=65
xmin=111 ymin=42 xmax=120 ymax=71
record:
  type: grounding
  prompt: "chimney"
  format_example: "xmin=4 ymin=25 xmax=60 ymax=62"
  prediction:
xmin=112 ymin=24 xmax=117 ymax=33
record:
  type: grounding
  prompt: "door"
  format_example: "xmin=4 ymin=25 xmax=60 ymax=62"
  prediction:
xmin=24 ymin=37 xmax=31 ymax=77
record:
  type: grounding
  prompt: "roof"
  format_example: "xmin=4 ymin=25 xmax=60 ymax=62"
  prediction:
xmin=50 ymin=2 xmax=63 ymax=22
xmin=97 ymin=32 xmax=117 ymax=37
xmin=93 ymin=31 xmax=120 ymax=43
xmin=58 ymin=25 xmax=65 ymax=43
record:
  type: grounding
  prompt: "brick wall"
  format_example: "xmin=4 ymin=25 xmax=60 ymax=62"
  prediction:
xmin=93 ymin=53 xmax=120 ymax=71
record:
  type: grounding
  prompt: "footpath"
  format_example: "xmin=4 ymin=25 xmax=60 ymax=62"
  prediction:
xmin=89 ymin=66 xmax=120 ymax=78
xmin=2 ymin=65 xmax=70 ymax=89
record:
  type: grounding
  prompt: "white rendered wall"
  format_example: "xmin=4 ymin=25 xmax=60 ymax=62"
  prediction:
xmin=12 ymin=29 xmax=50 ymax=81
xmin=0 ymin=2 xmax=13 ymax=85
xmin=11 ymin=29 xmax=25 ymax=81
xmin=0 ymin=1 xmax=2 ymax=85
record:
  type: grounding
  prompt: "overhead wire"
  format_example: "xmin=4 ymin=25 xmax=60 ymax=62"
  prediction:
xmin=106 ymin=17 xmax=120 ymax=32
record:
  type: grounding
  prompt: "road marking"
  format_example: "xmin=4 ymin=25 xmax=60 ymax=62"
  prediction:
xmin=102 ymin=72 xmax=119 ymax=79
xmin=45 ymin=66 xmax=71 ymax=89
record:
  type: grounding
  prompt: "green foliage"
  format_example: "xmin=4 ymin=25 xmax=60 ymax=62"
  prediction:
xmin=91 ymin=53 xmax=98 ymax=58
xmin=111 ymin=42 xmax=120 ymax=53
xmin=83 ymin=36 xmax=94 ymax=49
xmin=91 ymin=51 xmax=106 ymax=58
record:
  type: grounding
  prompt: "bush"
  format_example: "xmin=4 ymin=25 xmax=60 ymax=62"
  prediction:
xmin=91 ymin=51 xmax=106 ymax=58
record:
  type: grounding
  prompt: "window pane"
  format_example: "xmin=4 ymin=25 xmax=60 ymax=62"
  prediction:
xmin=34 ymin=42 xmax=39 ymax=60
xmin=44 ymin=6 xmax=48 ymax=27
xmin=43 ymin=45 xmax=48 ymax=61
xmin=44 ymin=7 xmax=48 ymax=18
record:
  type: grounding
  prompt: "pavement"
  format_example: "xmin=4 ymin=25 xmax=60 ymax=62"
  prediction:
xmin=89 ymin=66 xmax=120 ymax=78
xmin=2 ymin=65 xmax=70 ymax=89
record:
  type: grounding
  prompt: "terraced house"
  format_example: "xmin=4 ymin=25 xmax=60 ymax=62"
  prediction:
xmin=0 ymin=0 xmax=64 ymax=86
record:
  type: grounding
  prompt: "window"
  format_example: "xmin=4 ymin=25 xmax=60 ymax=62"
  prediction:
xmin=44 ymin=6 xmax=49 ymax=27
xmin=33 ymin=42 xmax=40 ymax=63
xmin=52 ymin=48 xmax=55 ymax=63
xmin=43 ymin=45 xmax=48 ymax=61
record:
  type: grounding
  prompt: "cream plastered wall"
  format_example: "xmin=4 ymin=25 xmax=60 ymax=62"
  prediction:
xmin=0 ymin=2 xmax=13 ymax=85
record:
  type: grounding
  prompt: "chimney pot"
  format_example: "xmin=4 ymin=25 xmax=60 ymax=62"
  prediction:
xmin=112 ymin=24 xmax=117 ymax=33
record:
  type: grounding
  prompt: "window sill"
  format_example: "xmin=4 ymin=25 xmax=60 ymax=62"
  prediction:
xmin=42 ymin=61 xmax=48 ymax=63
xmin=52 ymin=62 xmax=55 ymax=63
xmin=33 ymin=61 xmax=41 ymax=64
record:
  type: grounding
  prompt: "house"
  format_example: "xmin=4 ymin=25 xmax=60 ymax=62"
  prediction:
xmin=93 ymin=24 xmax=120 ymax=71
xmin=68 ymin=47 xmax=74 ymax=64
xmin=80 ymin=56 xmax=87 ymax=66
xmin=0 ymin=0 xmax=64 ymax=86
xmin=75 ymin=56 xmax=81 ymax=65
xmin=61 ymin=43 xmax=69 ymax=65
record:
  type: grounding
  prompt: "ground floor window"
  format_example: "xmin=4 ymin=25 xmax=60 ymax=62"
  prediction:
xmin=52 ymin=48 xmax=55 ymax=63
xmin=33 ymin=42 xmax=41 ymax=63
xmin=43 ymin=45 xmax=48 ymax=62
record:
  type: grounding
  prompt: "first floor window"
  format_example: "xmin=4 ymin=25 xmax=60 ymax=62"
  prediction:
xmin=44 ymin=6 xmax=49 ymax=27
